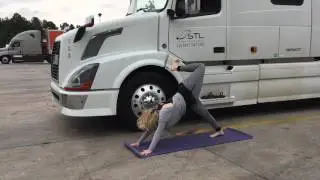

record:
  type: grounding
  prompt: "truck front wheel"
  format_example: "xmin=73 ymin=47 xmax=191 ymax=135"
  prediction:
xmin=117 ymin=71 xmax=177 ymax=131
xmin=1 ymin=56 xmax=11 ymax=64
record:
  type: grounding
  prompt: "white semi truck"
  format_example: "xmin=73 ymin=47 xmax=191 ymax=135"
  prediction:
xmin=50 ymin=0 xmax=320 ymax=130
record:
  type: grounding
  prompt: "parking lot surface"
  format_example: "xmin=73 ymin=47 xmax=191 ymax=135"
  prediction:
xmin=1 ymin=63 xmax=320 ymax=180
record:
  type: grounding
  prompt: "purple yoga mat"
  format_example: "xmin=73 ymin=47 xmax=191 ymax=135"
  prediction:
xmin=124 ymin=128 xmax=253 ymax=158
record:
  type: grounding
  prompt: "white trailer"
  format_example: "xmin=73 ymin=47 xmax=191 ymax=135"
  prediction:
xmin=50 ymin=0 xmax=320 ymax=130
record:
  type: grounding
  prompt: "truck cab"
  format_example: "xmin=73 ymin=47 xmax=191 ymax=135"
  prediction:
xmin=50 ymin=0 xmax=320 ymax=130
xmin=0 ymin=39 xmax=23 ymax=64
xmin=0 ymin=30 xmax=43 ymax=64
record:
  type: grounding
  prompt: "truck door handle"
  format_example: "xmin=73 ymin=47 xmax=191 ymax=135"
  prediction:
xmin=226 ymin=65 xmax=234 ymax=71
xmin=214 ymin=47 xmax=225 ymax=53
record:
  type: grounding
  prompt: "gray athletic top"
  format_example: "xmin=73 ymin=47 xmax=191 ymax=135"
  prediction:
xmin=136 ymin=64 xmax=204 ymax=152
xmin=148 ymin=92 xmax=186 ymax=151
xmin=136 ymin=92 xmax=187 ymax=151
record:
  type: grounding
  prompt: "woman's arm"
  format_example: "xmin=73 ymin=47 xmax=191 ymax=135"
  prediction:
xmin=147 ymin=121 xmax=166 ymax=152
xmin=131 ymin=131 xmax=152 ymax=147
xmin=136 ymin=130 xmax=152 ymax=145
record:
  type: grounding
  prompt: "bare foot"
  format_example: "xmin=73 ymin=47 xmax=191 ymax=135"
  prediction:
xmin=210 ymin=129 xmax=224 ymax=138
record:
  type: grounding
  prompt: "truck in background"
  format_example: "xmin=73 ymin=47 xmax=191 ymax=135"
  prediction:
xmin=0 ymin=29 xmax=63 ymax=64
xmin=50 ymin=0 xmax=320 ymax=131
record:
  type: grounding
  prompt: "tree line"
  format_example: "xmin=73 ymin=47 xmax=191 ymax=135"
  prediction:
xmin=0 ymin=13 xmax=77 ymax=48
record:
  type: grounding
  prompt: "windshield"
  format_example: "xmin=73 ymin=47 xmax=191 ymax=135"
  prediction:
xmin=134 ymin=0 xmax=168 ymax=13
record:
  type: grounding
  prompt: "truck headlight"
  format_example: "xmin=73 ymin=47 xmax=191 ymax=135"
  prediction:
xmin=64 ymin=63 xmax=99 ymax=91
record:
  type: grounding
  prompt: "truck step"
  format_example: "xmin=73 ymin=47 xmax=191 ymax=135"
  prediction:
xmin=200 ymin=96 xmax=236 ymax=105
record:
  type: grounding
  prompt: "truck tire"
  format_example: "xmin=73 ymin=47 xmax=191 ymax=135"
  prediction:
xmin=117 ymin=71 xmax=177 ymax=131
xmin=1 ymin=56 xmax=11 ymax=64
xmin=44 ymin=55 xmax=51 ymax=64
xmin=46 ymin=59 xmax=52 ymax=64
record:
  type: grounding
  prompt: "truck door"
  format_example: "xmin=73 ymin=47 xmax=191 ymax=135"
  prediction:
xmin=168 ymin=0 xmax=226 ymax=62
xmin=13 ymin=41 xmax=24 ymax=61
xmin=10 ymin=40 xmax=24 ymax=62
xmin=11 ymin=41 xmax=23 ymax=54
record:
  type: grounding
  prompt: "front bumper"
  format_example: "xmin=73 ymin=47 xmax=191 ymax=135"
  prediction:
xmin=50 ymin=81 xmax=119 ymax=117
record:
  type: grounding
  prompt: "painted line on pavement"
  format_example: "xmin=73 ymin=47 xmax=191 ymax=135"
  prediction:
xmin=229 ymin=113 xmax=320 ymax=129
xmin=187 ymin=113 xmax=320 ymax=134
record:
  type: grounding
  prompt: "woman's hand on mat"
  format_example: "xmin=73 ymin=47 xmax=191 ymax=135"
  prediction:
xmin=140 ymin=149 xmax=152 ymax=156
xmin=130 ymin=142 xmax=140 ymax=147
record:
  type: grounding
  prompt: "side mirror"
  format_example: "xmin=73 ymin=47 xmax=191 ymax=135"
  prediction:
xmin=167 ymin=9 xmax=175 ymax=20
xmin=84 ymin=15 xmax=94 ymax=27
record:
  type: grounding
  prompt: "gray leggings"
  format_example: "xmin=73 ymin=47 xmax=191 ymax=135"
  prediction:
xmin=181 ymin=63 xmax=221 ymax=131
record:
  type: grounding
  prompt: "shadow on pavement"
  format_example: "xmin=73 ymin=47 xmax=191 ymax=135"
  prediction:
xmin=58 ymin=98 xmax=320 ymax=136
xmin=55 ymin=115 xmax=131 ymax=139
xmin=212 ymin=98 xmax=320 ymax=118
xmin=182 ymin=98 xmax=320 ymax=125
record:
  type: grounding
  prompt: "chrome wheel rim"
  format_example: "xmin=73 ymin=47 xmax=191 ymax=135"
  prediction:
xmin=131 ymin=84 xmax=166 ymax=117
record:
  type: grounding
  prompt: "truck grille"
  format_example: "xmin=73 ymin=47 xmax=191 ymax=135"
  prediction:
xmin=51 ymin=64 xmax=59 ymax=81
xmin=51 ymin=41 xmax=60 ymax=81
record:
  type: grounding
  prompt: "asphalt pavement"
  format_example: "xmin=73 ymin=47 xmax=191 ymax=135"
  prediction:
xmin=0 ymin=63 xmax=320 ymax=180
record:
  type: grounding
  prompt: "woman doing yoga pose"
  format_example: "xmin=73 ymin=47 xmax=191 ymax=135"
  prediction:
xmin=131 ymin=58 xmax=224 ymax=156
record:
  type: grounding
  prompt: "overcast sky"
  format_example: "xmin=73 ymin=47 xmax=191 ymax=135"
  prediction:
xmin=0 ymin=0 xmax=130 ymax=26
